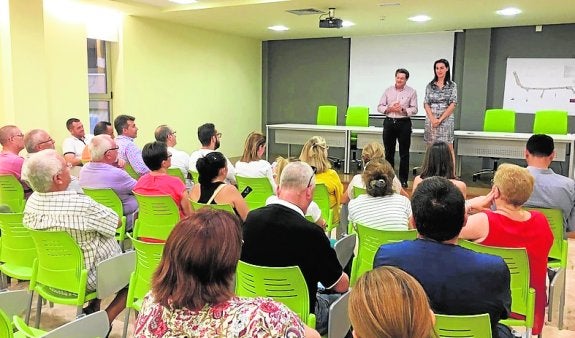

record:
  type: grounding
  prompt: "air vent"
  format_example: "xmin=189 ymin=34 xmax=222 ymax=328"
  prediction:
xmin=287 ymin=8 xmax=326 ymax=16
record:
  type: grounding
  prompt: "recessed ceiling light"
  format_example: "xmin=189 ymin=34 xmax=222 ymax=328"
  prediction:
xmin=169 ymin=0 xmax=197 ymax=4
xmin=268 ymin=25 xmax=289 ymax=31
xmin=342 ymin=21 xmax=355 ymax=27
xmin=496 ymin=7 xmax=522 ymax=16
xmin=408 ymin=15 xmax=431 ymax=22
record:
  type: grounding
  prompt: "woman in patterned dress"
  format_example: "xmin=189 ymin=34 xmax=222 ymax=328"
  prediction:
xmin=134 ymin=209 xmax=320 ymax=338
xmin=423 ymin=58 xmax=457 ymax=166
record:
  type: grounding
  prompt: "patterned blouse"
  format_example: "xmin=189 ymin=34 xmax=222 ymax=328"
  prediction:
xmin=134 ymin=294 xmax=305 ymax=337
xmin=423 ymin=81 xmax=458 ymax=143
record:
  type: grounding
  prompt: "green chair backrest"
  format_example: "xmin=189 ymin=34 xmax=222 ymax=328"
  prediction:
xmin=190 ymin=200 xmax=236 ymax=214
xmin=533 ymin=110 xmax=568 ymax=135
xmin=524 ymin=207 xmax=567 ymax=268
xmin=435 ymin=313 xmax=492 ymax=338
xmin=350 ymin=224 xmax=417 ymax=286
xmin=167 ymin=168 xmax=185 ymax=183
xmin=317 ymin=105 xmax=338 ymax=126
xmin=124 ymin=163 xmax=140 ymax=180
xmin=0 ymin=175 xmax=24 ymax=213
xmin=346 ymin=106 xmax=370 ymax=144
xmin=126 ymin=235 xmax=165 ymax=311
xmin=0 ymin=309 xmax=13 ymax=338
xmin=235 ymin=261 xmax=315 ymax=328
xmin=483 ymin=109 xmax=515 ymax=132
xmin=312 ymin=183 xmax=334 ymax=231
xmin=189 ymin=171 xmax=200 ymax=184
xmin=0 ymin=213 xmax=36 ymax=280
xmin=235 ymin=176 xmax=274 ymax=210
xmin=352 ymin=186 xmax=366 ymax=198
xmin=133 ymin=193 xmax=180 ymax=241
xmin=459 ymin=240 xmax=535 ymax=329
xmin=82 ymin=188 xmax=126 ymax=244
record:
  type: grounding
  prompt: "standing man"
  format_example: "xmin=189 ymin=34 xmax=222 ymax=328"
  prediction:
xmin=114 ymin=114 xmax=150 ymax=176
xmin=63 ymin=118 xmax=92 ymax=167
xmin=377 ymin=68 xmax=418 ymax=188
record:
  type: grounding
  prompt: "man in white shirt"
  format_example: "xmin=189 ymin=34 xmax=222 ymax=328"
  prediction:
xmin=189 ymin=123 xmax=236 ymax=185
xmin=63 ymin=118 xmax=93 ymax=167
xmin=154 ymin=125 xmax=191 ymax=187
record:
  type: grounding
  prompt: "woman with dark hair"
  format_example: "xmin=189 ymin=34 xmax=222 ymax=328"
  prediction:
xmin=134 ymin=141 xmax=192 ymax=217
xmin=189 ymin=151 xmax=249 ymax=220
xmin=412 ymin=141 xmax=466 ymax=197
xmin=424 ymin=58 xmax=457 ymax=165
xmin=134 ymin=209 xmax=320 ymax=337
xmin=348 ymin=159 xmax=412 ymax=230
xmin=235 ymin=132 xmax=276 ymax=191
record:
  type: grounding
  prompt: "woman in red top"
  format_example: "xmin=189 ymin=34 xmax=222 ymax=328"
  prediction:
xmin=460 ymin=163 xmax=552 ymax=335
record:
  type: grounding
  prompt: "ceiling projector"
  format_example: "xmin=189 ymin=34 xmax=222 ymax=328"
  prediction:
xmin=319 ymin=8 xmax=342 ymax=29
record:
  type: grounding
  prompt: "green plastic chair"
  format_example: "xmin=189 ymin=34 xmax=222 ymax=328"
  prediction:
xmin=0 ymin=175 xmax=25 ymax=213
xmin=317 ymin=105 xmax=338 ymax=126
xmin=133 ymin=193 xmax=180 ymax=242
xmin=524 ymin=207 xmax=568 ymax=328
xmin=14 ymin=310 xmax=109 ymax=338
xmin=235 ymin=260 xmax=316 ymax=329
xmin=312 ymin=183 xmax=334 ymax=232
xmin=346 ymin=106 xmax=369 ymax=168
xmin=533 ymin=110 xmax=568 ymax=135
xmin=472 ymin=109 xmax=516 ymax=182
xmin=82 ymin=188 xmax=127 ymax=250
xmin=352 ymin=186 xmax=366 ymax=199
xmin=189 ymin=170 xmax=200 ymax=184
xmin=27 ymin=229 xmax=97 ymax=328
xmin=0 ymin=290 xmax=41 ymax=337
xmin=167 ymin=168 xmax=186 ymax=183
xmin=124 ymin=163 xmax=140 ymax=180
xmin=459 ymin=240 xmax=535 ymax=336
xmin=0 ymin=213 xmax=36 ymax=288
xmin=235 ymin=176 xmax=274 ymax=210
xmin=435 ymin=313 xmax=492 ymax=337
xmin=190 ymin=200 xmax=236 ymax=214
xmin=350 ymin=224 xmax=417 ymax=286
xmin=122 ymin=235 xmax=164 ymax=338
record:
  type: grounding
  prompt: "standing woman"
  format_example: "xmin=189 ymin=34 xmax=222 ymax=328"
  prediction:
xmin=424 ymin=58 xmax=457 ymax=166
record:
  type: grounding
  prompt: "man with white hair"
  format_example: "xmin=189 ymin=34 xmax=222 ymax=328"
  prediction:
xmin=22 ymin=149 xmax=127 ymax=322
xmin=79 ymin=135 xmax=138 ymax=229
xmin=241 ymin=161 xmax=349 ymax=335
xmin=154 ymin=125 xmax=191 ymax=187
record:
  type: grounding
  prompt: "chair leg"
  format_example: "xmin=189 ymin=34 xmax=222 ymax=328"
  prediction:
xmin=525 ymin=328 xmax=532 ymax=338
xmin=558 ymin=269 xmax=566 ymax=329
xmin=76 ymin=305 xmax=83 ymax=317
xmin=0 ymin=273 xmax=7 ymax=290
xmin=25 ymin=290 xmax=33 ymax=324
xmin=34 ymin=294 xmax=42 ymax=328
xmin=122 ymin=308 xmax=131 ymax=338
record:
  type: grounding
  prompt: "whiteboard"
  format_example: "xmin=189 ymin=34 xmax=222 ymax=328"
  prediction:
xmin=349 ymin=32 xmax=455 ymax=117
xmin=503 ymin=58 xmax=575 ymax=115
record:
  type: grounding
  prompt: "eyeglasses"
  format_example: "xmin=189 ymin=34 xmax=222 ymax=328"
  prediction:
xmin=11 ymin=134 xmax=24 ymax=139
xmin=307 ymin=166 xmax=318 ymax=187
xmin=104 ymin=146 xmax=119 ymax=155
xmin=38 ymin=138 xmax=55 ymax=145
xmin=170 ymin=131 xmax=177 ymax=135
xmin=215 ymin=132 xmax=222 ymax=138
xmin=167 ymin=152 xmax=173 ymax=158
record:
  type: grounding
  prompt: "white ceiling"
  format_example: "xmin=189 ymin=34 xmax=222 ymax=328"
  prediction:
xmin=85 ymin=0 xmax=575 ymax=40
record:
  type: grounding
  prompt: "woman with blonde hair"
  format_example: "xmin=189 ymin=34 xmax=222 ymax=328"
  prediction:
xmin=349 ymin=266 xmax=435 ymax=338
xmin=299 ymin=136 xmax=344 ymax=224
xmin=342 ymin=142 xmax=404 ymax=204
xmin=235 ymin=132 xmax=276 ymax=192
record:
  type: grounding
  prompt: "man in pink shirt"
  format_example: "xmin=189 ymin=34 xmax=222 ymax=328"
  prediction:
xmin=0 ymin=125 xmax=27 ymax=190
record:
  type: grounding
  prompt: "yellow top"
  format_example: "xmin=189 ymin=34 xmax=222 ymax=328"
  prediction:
xmin=316 ymin=169 xmax=344 ymax=224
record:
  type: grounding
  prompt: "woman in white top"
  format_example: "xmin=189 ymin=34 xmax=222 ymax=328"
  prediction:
xmin=348 ymin=159 xmax=412 ymax=230
xmin=235 ymin=132 xmax=276 ymax=192
xmin=342 ymin=142 xmax=406 ymax=204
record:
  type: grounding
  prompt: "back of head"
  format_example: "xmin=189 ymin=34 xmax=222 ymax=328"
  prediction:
xmin=526 ymin=134 xmax=554 ymax=157
xmin=362 ymin=159 xmax=395 ymax=197
xmin=0 ymin=125 xmax=17 ymax=146
xmin=154 ymin=125 xmax=172 ymax=142
xmin=196 ymin=151 xmax=227 ymax=185
xmin=299 ymin=136 xmax=330 ymax=173
xmin=89 ymin=134 xmax=114 ymax=161
xmin=420 ymin=141 xmax=455 ymax=179
xmin=493 ymin=163 xmax=534 ymax=207
xmin=279 ymin=161 xmax=314 ymax=191
xmin=114 ymin=114 xmax=135 ymax=135
xmin=21 ymin=149 xmax=63 ymax=193
xmin=142 ymin=141 xmax=168 ymax=171
xmin=24 ymin=129 xmax=49 ymax=153
xmin=411 ymin=176 xmax=465 ymax=241
xmin=361 ymin=142 xmax=385 ymax=163
xmin=349 ymin=266 xmax=433 ymax=338
xmin=240 ymin=132 xmax=266 ymax=162
xmin=66 ymin=118 xmax=80 ymax=131
xmin=152 ymin=209 xmax=242 ymax=310
xmin=198 ymin=123 xmax=216 ymax=146
xmin=93 ymin=121 xmax=112 ymax=136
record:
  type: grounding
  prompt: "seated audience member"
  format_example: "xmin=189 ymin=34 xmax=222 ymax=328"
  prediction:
xmin=134 ymin=209 xmax=319 ymax=337
xmin=235 ymin=132 xmax=276 ymax=192
xmin=22 ymin=149 xmax=126 ymax=322
xmin=0 ymin=125 xmax=28 ymax=193
xmin=412 ymin=141 xmax=466 ymax=198
xmin=299 ymin=136 xmax=344 ymax=224
xmin=189 ymin=123 xmax=236 ymax=185
xmin=349 ymin=266 xmax=435 ymax=338
xmin=374 ymin=177 xmax=512 ymax=338
xmin=523 ymin=134 xmax=575 ymax=237
xmin=342 ymin=142 xmax=404 ymax=204
xmin=189 ymin=151 xmax=249 ymax=221
xmin=134 ymin=141 xmax=192 ymax=218
xmin=459 ymin=163 xmax=553 ymax=336
xmin=266 ymin=156 xmax=326 ymax=229
xmin=154 ymin=125 xmax=190 ymax=187
xmin=63 ymin=118 xmax=92 ymax=167
xmin=79 ymin=135 xmax=137 ymax=229
xmin=242 ymin=161 xmax=349 ymax=335
xmin=81 ymin=121 xmax=118 ymax=163
xmin=114 ymin=114 xmax=150 ymax=176
xmin=348 ymin=159 xmax=411 ymax=230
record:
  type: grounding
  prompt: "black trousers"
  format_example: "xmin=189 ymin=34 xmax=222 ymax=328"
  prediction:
xmin=383 ymin=117 xmax=412 ymax=184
